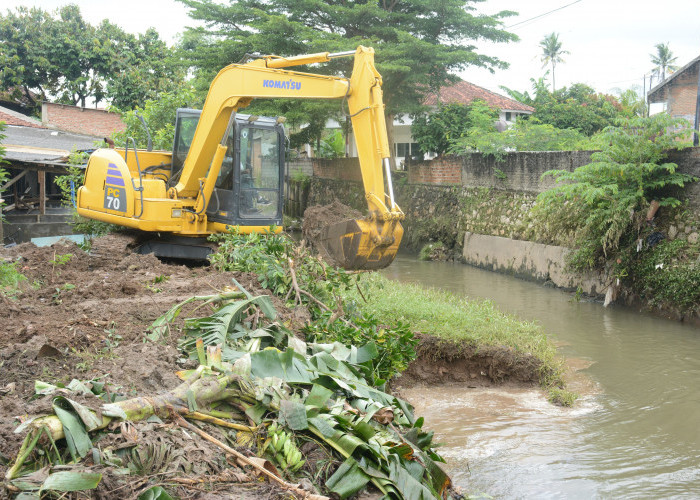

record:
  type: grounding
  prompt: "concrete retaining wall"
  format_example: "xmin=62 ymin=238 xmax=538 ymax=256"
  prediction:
xmin=462 ymin=232 xmax=607 ymax=296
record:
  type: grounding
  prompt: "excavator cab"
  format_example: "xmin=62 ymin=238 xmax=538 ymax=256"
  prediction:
xmin=172 ymin=109 xmax=284 ymax=229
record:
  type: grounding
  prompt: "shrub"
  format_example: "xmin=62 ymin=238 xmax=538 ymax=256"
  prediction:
xmin=532 ymin=113 xmax=696 ymax=271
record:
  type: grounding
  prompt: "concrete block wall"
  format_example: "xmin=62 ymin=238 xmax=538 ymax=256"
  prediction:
xmin=312 ymin=157 xmax=363 ymax=183
xmin=287 ymin=158 xmax=313 ymax=178
xmin=460 ymin=150 xmax=594 ymax=193
xmin=42 ymin=102 xmax=126 ymax=138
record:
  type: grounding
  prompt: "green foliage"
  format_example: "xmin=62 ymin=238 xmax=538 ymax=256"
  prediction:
xmin=208 ymin=229 xmax=417 ymax=383
xmin=304 ymin=315 xmax=418 ymax=385
xmin=0 ymin=259 xmax=26 ymax=297
xmin=178 ymin=0 xmax=518 ymax=148
xmin=150 ymin=289 xmax=447 ymax=497
xmin=503 ymin=79 xmax=631 ymax=136
xmin=533 ymin=113 xmax=696 ymax=271
xmin=104 ymin=27 xmax=186 ymax=110
xmin=548 ymin=387 xmax=578 ymax=407
xmin=318 ymin=130 xmax=345 ymax=159
xmin=418 ymin=241 xmax=447 ymax=261
xmin=112 ymin=87 xmax=201 ymax=150
xmin=628 ymin=239 xmax=700 ymax=311
xmin=539 ymin=32 xmax=569 ymax=91
xmin=650 ymin=43 xmax=679 ymax=81
xmin=453 ymin=120 xmax=592 ymax=159
xmin=612 ymin=86 xmax=647 ymax=117
xmin=0 ymin=5 xmax=182 ymax=110
xmin=411 ymin=101 xmax=498 ymax=156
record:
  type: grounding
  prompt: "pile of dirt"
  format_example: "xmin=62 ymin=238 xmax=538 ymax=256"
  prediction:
xmin=301 ymin=201 xmax=363 ymax=243
xmin=0 ymin=234 xmax=305 ymax=497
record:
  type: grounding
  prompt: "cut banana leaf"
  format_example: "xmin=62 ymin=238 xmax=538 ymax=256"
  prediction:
xmin=52 ymin=400 xmax=92 ymax=460
xmin=326 ymin=457 xmax=371 ymax=499
xmin=39 ymin=470 xmax=102 ymax=493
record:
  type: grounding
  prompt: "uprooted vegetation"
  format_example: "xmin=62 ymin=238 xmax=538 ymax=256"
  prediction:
xmin=1 ymin=230 xmax=568 ymax=498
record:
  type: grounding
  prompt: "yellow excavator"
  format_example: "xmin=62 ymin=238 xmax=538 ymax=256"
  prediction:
xmin=76 ymin=46 xmax=403 ymax=270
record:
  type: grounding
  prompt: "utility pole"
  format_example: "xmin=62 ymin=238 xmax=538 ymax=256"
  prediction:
xmin=694 ymin=60 xmax=700 ymax=146
xmin=643 ymin=74 xmax=647 ymax=117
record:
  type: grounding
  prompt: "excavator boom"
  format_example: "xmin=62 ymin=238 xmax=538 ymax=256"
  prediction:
xmin=76 ymin=46 xmax=403 ymax=269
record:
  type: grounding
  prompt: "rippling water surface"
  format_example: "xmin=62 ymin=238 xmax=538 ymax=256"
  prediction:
xmin=384 ymin=256 xmax=700 ymax=499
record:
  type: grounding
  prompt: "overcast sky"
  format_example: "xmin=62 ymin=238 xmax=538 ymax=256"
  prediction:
xmin=6 ymin=0 xmax=700 ymax=99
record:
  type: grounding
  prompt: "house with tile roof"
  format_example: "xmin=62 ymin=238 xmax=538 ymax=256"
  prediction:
xmin=340 ymin=79 xmax=534 ymax=162
xmin=647 ymin=54 xmax=700 ymax=125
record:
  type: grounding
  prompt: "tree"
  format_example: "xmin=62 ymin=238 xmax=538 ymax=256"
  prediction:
xmin=411 ymin=101 xmax=498 ymax=156
xmin=0 ymin=5 xmax=182 ymax=111
xmin=177 ymin=0 xmax=518 ymax=158
xmin=650 ymin=43 xmax=679 ymax=82
xmin=611 ymin=85 xmax=646 ymax=117
xmin=454 ymin=120 xmax=592 ymax=159
xmin=46 ymin=4 xmax=116 ymax=108
xmin=504 ymin=79 xmax=629 ymax=136
xmin=112 ymin=86 xmax=202 ymax=150
xmin=0 ymin=7 xmax=55 ymax=109
xmin=539 ymin=32 xmax=568 ymax=91
xmin=105 ymin=27 xmax=186 ymax=110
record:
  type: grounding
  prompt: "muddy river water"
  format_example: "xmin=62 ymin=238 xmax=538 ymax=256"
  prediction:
xmin=382 ymin=255 xmax=700 ymax=499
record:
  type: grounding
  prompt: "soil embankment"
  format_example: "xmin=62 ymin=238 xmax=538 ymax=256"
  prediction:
xmin=0 ymin=234 xmax=542 ymax=497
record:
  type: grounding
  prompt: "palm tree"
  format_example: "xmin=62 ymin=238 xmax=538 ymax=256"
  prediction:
xmin=650 ymin=43 xmax=679 ymax=82
xmin=539 ymin=32 xmax=569 ymax=92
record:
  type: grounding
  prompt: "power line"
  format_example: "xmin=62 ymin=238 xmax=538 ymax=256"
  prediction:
xmin=506 ymin=0 xmax=583 ymax=29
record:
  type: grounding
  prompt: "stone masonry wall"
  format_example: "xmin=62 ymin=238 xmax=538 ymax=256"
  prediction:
xmin=306 ymin=148 xmax=700 ymax=249
xmin=42 ymin=102 xmax=126 ymax=138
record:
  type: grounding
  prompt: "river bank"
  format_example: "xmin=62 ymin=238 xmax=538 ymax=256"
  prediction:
xmin=383 ymin=255 xmax=700 ymax=498
xmin=306 ymin=175 xmax=700 ymax=324
xmin=0 ymin=233 xmax=565 ymax=498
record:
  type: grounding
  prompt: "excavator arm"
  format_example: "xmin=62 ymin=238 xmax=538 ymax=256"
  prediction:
xmin=77 ymin=46 xmax=403 ymax=269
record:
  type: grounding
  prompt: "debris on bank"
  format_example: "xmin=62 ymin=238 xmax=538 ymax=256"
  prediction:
xmin=0 ymin=235 xmax=457 ymax=499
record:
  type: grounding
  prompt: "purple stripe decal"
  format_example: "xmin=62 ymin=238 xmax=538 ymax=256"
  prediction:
xmin=106 ymin=176 xmax=125 ymax=187
xmin=107 ymin=169 xmax=121 ymax=177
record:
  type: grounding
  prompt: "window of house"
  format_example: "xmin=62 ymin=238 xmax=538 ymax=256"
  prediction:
xmin=396 ymin=142 xmax=409 ymax=157
xmin=505 ymin=111 xmax=512 ymax=121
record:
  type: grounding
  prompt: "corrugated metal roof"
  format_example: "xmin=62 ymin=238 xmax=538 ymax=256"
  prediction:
xmin=2 ymin=124 xmax=97 ymax=162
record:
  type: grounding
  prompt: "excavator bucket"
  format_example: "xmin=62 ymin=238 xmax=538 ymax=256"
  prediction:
xmin=315 ymin=217 xmax=404 ymax=271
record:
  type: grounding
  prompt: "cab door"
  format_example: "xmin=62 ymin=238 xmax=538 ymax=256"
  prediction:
xmin=207 ymin=116 xmax=284 ymax=227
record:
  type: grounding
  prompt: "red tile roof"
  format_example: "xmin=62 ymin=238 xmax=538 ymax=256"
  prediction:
xmin=423 ymin=80 xmax=534 ymax=113
xmin=0 ymin=109 xmax=43 ymax=128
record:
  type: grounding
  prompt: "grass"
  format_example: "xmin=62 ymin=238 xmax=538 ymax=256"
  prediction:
xmin=0 ymin=259 xmax=26 ymax=297
xmin=343 ymin=273 xmax=577 ymax=405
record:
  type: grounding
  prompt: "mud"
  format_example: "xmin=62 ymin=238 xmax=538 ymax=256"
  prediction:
xmin=301 ymin=201 xmax=363 ymax=243
xmin=394 ymin=334 xmax=545 ymax=389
